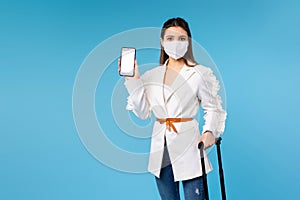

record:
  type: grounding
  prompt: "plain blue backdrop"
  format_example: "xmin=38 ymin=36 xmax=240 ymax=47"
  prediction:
xmin=1 ymin=0 xmax=300 ymax=199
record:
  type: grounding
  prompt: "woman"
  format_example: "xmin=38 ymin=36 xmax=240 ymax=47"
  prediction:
xmin=118 ymin=17 xmax=227 ymax=200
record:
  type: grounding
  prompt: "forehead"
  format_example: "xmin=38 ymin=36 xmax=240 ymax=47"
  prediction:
xmin=164 ymin=26 xmax=188 ymax=37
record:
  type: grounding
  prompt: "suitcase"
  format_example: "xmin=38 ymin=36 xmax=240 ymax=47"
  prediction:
xmin=198 ymin=137 xmax=227 ymax=200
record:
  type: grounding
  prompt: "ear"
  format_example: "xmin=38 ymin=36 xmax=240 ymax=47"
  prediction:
xmin=160 ymin=38 xmax=164 ymax=48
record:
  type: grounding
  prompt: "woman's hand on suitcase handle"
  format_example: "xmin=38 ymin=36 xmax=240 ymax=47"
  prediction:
xmin=199 ymin=130 xmax=215 ymax=149
xmin=118 ymin=59 xmax=140 ymax=80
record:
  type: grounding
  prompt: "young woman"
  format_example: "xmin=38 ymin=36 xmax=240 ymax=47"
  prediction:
xmin=118 ymin=17 xmax=227 ymax=200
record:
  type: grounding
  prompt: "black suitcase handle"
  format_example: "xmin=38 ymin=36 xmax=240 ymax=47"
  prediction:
xmin=198 ymin=137 xmax=227 ymax=200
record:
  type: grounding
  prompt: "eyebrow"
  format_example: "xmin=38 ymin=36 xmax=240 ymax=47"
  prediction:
xmin=165 ymin=35 xmax=187 ymax=37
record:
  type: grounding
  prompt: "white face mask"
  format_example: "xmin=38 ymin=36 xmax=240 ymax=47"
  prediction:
xmin=163 ymin=41 xmax=189 ymax=60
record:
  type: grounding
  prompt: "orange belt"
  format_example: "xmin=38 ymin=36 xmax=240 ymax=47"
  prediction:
xmin=156 ymin=118 xmax=193 ymax=133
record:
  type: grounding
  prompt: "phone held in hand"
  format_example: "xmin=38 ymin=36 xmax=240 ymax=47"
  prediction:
xmin=119 ymin=47 xmax=136 ymax=77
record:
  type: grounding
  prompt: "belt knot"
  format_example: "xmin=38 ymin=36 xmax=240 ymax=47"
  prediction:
xmin=156 ymin=118 xmax=193 ymax=133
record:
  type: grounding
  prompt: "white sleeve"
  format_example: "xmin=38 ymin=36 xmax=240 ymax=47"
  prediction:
xmin=124 ymin=75 xmax=151 ymax=120
xmin=196 ymin=66 xmax=227 ymax=138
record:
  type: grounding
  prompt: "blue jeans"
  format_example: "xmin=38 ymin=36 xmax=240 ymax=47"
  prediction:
xmin=155 ymin=164 xmax=206 ymax=200
xmin=155 ymin=137 xmax=206 ymax=200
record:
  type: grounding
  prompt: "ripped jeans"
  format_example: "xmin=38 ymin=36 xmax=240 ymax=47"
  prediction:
xmin=155 ymin=138 xmax=206 ymax=200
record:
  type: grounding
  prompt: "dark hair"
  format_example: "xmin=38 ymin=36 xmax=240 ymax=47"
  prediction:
xmin=160 ymin=17 xmax=197 ymax=66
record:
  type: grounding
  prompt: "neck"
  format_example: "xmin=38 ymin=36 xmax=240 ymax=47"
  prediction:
xmin=166 ymin=58 xmax=185 ymax=69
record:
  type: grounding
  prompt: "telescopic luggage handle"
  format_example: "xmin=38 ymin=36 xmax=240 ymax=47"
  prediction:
xmin=198 ymin=141 xmax=209 ymax=200
xmin=198 ymin=137 xmax=227 ymax=200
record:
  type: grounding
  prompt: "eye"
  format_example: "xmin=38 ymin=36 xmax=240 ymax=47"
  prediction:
xmin=165 ymin=35 xmax=174 ymax=41
xmin=179 ymin=36 xmax=187 ymax=41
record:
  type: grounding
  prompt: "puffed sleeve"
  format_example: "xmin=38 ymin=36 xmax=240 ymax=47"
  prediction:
xmin=124 ymin=73 xmax=151 ymax=120
xmin=195 ymin=65 xmax=227 ymax=138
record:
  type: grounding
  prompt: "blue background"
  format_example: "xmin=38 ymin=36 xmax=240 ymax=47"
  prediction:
xmin=1 ymin=0 xmax=299 ymax=199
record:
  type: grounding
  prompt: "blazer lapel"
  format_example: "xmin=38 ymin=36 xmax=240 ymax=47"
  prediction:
xmin=164 ymin=65 xmax=196 ymax=104
xmin=150 ymin=65 xmax=169 ymax=115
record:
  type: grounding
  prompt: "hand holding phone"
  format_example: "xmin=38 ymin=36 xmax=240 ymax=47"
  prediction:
xmin=118 ymin=47 xmax=140 ymax=80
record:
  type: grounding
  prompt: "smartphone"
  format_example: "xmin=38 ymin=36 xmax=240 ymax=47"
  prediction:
xmin=119 ymin=47 xmax=136 ymax=77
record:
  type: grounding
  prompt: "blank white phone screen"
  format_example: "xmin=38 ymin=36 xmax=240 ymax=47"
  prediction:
xmin=120 ymin=48 xmax=135 ymax=76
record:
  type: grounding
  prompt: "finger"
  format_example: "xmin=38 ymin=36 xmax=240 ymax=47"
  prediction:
xmin=199 ymin=134 xmax=206 ymax=142
xmin=204 ymin=143 xmax=210 ymax=149
xmin=204 ymin=141 xmax=214 ymax=149
xmin=118 ymin=59 xmax=121 ymax=73
xmin=134 ymin=60 xmax=139 ymax=75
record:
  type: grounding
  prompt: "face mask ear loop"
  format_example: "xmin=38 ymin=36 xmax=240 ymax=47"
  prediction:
xmin=161 ymin=39 xmax=165 ymax=50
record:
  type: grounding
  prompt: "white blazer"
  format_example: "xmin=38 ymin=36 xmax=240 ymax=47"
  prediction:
xmin=124 ymin=60 xmax=227 ymax=181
